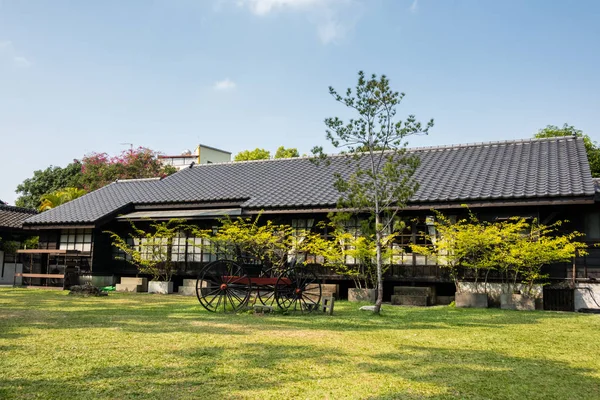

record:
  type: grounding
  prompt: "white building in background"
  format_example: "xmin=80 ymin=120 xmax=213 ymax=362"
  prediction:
xmin=159 ymin=144 xmax=231 ymax=170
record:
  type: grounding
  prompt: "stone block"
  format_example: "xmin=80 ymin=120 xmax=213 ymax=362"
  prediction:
xmin=182 ymin=279 xmax=198 ymax=287
xmin=455 ymin=293 xmax=488 ymax=308
xmin=148 ymin=281 xmax=173 ymax=294
xmin=115 ymin=283 xmax=142 ymax=293
xmin=436 ymin=296 xmax=455 ymax=305
xmin=178 ymin=286 xmax=197 ymax=296
xmin=306 ymin=283 xmax=339 ymax=298
xmin=391 ymin=295 xmax=428 ymax=306
xmin=501 ymin=294 xmax=535 ymax=311
xmin=348 ymin=288 xmax=376 ymax=303
xmin=120 ymin=277 xmax=148 ymax=292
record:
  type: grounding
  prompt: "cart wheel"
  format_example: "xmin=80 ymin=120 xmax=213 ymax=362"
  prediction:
xmin=255 ymin=267 xmax=278 ymax=307
xmin=275 ymin=266 xmax=322 ymax=313
xmin=196 ymin=260 xmax=251 ymax=313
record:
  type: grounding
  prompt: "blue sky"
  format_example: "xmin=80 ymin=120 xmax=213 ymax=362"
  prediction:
xmin=1 ymin=0 xmax=599 ymax=204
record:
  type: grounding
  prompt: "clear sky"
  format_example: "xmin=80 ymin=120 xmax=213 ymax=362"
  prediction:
xmin=1 ymin=0 xmax=599 ymax=205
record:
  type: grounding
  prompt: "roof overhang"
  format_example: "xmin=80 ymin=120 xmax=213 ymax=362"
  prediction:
xmin=116 ymin=208 xmax=243 ymax=221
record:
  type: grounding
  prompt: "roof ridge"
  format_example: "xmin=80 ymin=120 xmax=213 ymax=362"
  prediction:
xmin=407 ymin=135 xmax=579 ymax=152
xmin=115 ymin=177 xmax=162 ymax=183
xmin=0 ymin=204 xmax=37 ymax=214
xmin=189 ymin=136 xmax=580 ymax=168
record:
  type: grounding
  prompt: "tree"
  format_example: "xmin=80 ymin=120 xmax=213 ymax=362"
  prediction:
xmin=504 ymin=220 xmax=587 ymax=296
xmin=39 ymin=187 xmax=87 ymax=211
xmin=304 ymin=218 xmax=399 ymax=290
xmin=105 ymin=219 xmax=185 ymax=282
xmin=234 ymin=148 xmax=271 ymax=161
xmin=274 ymin=146 xmax=300 ymax=159
xmin=15 ymin=162 xmax=82 ymax=209
xmin=312 ymin=71 xmax=434 ymax=313
xmin=534 ymin=123 xmax=600 ymax=177
xmin=79 ymin=147 xmax=177 ymax=191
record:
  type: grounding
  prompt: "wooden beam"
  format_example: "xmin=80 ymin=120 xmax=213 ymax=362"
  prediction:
xmin=17 ymin=249 xmax=68 ymax=254
xmin=15 ymin=273 xmax=65 ymax=279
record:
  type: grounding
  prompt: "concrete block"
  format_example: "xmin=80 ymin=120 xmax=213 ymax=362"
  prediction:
xmin=391 ymin=295 xmax=428 ymax=306
xmin=455 ymin=293 xmax=488 ymax=308
xmin=148 ymin=281 xmax=173 ymax=294
xmin=120 ymin=277 xmax=147 ymax=292
xmin=436 ymin=296 xmax=455 ymax=305
xmin=348 ymin=288 xmax=376 ymax=303
xmin=178 ymin=286 xmax=197 ymax=296
xmin=182 ymin=279 xmax=198 ymax=287
xmin=501 ymin=294 xmax=535 ymax=311
xmin=115 ymin=283 xmax=142 ymax=292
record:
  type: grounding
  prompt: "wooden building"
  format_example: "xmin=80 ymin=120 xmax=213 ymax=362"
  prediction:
xmin=21 ymin=136 xmax=600 ymax=304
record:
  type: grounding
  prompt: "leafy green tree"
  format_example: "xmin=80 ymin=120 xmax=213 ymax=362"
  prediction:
xmin=274 ymin=146 xmax=300 ymax=159
xmin=534 ymin=123 xmax=600 ymax=177
xmin=80 ymin=147 xmax=176 ymax=191
xmin=312 ymin=71 xmax=434 ymax=313
xmin=234 ymin=148 xmax=271 ymax=161
xmin=39 ymin=187 xmax=87 ymax=211
xmin=15 ymin=162 xmax=82 ymax=209
xmin=105 ymin=219 xmax=185 ymax=282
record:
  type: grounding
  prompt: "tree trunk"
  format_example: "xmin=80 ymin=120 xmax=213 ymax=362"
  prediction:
xmin=374 ymin=213 xmax=384 ymax=314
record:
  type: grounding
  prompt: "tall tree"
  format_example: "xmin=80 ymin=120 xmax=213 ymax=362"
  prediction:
xmin=15 ymin=162 xmax=82 ymax=209
xmin=274 ymin=146 xmax=300 ymax=159
xmin=312 ymin=71 xmax=433 ymax=313
xmin=234 ymin=148 xmax=271 ymax=161
xmin=79 ymin=147 xmax=176 ymax=191
xmin=534 ymin=123 xmax=600 ymax=177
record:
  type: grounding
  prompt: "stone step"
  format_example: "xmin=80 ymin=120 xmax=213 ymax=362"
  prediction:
xmin=393 ymin=286 xmax=432 ymax=296
xmin=182 ymin=279 xmax=197 ymax=287
xmin=120 ymin=277 xmax=148 ymax=291
xmin=391 ymin=294 xmax=429 ymax=307
xmin=115 ymin=283 xmax=143 ymax=293
xmin=178 ymin=286 xmax=197 ymax=296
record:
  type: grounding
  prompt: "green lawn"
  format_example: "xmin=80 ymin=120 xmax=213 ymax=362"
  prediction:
xmin=1 ymin=289 xmax=599 ymax=399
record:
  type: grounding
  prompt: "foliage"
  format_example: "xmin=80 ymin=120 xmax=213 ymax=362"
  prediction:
xmin=16 ymin=147 xmax=174 ymax=208
xmin=189 ymin=215 xmax=309 ymax=271
xmin=412 ymin=211 xmax=588 ymax=296
xmin=39 ymin=187 xmax=87 ymax=211
xmin=80 ymin=147 xmax=176 ymax=191
xmin=274 ymin=146 xmax=300 ymax=159
xmin=303 ymin=217 xmax=398 ymax=289
xmin=15 ymin=162 xmax=82 ymax=209
xmin=234 ymin=148 xmax=271 ymax=161
xmin=534 ymin=123 xmax=600 ymax=177
xmin=0 ymin=239 xmax=19 ymax=254
xmin=104 ymin=219 xmax=186 ymax=282
xmin=411 ymin=211 xmax=497 ymax=293
xmin=312 ymin=71 xmax=434 ymax=313
xmin=504 ymin=220 xmax=587 ymax=295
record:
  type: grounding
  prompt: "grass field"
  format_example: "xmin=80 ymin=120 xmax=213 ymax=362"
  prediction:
xmin=1 ymin=288 xmax=599 ymax=399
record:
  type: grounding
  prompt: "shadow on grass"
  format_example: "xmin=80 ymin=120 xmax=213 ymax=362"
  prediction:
xmin=0 ymin=289 xmax=588 ymax=341
xmin=1 ymin=341 xmax=599 ymax=399
xmin=362 ymin=345 xmax=600 ymax=400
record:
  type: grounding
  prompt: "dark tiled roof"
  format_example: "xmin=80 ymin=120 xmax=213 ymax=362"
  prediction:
xmin=23 ymin=136 xmax=595 ymax=226
xmin=0 ymin=204 xmax=37 ymax=230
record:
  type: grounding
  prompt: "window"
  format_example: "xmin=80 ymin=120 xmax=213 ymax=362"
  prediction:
xmin=180 ymin=235 xmax=218 ymax=263
xmin=585 ymin=212 xmax=600 ymax=240
xmin=60 ymin=229 xmax=92 ymax=252
xmin=112 ymin=237 xmax=134 ymax=261
xmin=291 ymin=219 xmax=316 ymax=263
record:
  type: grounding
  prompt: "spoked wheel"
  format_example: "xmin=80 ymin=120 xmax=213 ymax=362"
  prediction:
xmin=196 ymin=260 xmax=251 ymax=313
xmin=275 ymin=266 xmax=322 ymax=313
xmin=256 ymin=267 xmax=278 ymax=307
